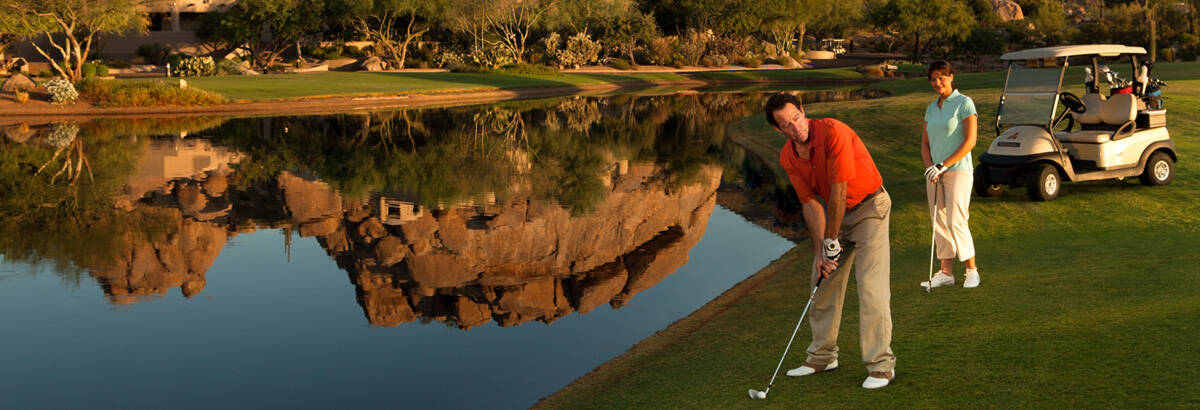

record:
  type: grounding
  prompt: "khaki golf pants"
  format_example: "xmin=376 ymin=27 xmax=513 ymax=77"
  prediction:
xmin=806 ymin=190 xmax=895 ymax=373
xmin=926 ymin=170 xmax=975 ymax=261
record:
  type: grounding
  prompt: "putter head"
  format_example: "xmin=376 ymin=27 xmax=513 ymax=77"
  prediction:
xmin=748 ymin=389 xmax=767 ymax=399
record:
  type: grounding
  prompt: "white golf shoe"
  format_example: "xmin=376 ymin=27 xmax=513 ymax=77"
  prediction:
xmin=785 ymin=360 xmax=838 ymax=377
xmin=920 ymin=272 xmax=954 ymax=289
xmin=963 ymin=269 xmax=981 ymax=288
xmin=862 ymin=369 xmax=894 ymax=389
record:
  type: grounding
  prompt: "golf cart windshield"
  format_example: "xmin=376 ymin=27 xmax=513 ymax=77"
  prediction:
xmin=998 ymin=63 xmax=1063 ymax=126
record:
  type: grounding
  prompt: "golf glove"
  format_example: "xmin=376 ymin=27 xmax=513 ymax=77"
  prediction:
xmin=924 ymin=162 xmax=946 ymax=181
xmin=822 ymin=238 xmax=842 ymax=261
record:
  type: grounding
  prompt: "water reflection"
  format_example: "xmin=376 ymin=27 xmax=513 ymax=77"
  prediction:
xmin=0 ymin=88 xmax=879 ymax=324
xmin=0 ymin=88 xmax=883 ymax=409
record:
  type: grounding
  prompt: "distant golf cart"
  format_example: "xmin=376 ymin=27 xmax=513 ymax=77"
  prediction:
xmin=975 ymin=45 xmax=1177 ymax=201
xmin=821 ymin=38 xmax=848 ymax=55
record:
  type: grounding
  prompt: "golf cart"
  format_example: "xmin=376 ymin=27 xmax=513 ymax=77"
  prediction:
xmin=975 ymin=44 xmax=1178 ymax=201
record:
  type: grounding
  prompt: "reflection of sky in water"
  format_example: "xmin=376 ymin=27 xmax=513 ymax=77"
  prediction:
xmin=0 ymin=206 xmax=791 ymax=409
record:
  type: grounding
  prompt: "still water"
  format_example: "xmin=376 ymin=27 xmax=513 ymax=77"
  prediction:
xmin=0 ymin=88 xmax=880 ymax=409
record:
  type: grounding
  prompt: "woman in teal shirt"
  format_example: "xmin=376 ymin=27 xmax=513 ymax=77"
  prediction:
xmin=920 ymin=61 xmax=982 ymax=289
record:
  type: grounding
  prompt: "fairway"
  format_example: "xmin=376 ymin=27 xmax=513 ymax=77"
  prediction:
xmin=537 ymin=62 xmax=1200 ymax=408
xmin=118 ymin=67 xmax=867 ymax=102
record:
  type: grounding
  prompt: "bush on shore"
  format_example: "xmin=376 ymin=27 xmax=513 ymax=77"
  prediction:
xmin=76 ymin=78 xmax=228 ymax=108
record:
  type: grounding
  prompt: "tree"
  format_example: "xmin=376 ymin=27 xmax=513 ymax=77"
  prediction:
xmin=590 ymin=6 xmax=658 ymax=63
xmin=197 ymin=0 xmax=327 ymax=70
xmin=486 ymin=0 xmax=557 ymax=63
xmin=0 ymin=0 xmax=147 ymax=81
xmin=761 ymin=0 xmax=821 ymax=54
xmin=886 ymin=0 xmax=974 ymax=59
xmin=328 ymin=0 xmax=447 ymax=69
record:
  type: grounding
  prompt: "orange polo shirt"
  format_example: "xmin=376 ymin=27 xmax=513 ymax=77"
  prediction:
xmin=779 ymin=118 xmax=883 ymax=209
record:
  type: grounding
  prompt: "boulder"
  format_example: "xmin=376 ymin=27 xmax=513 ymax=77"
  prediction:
xmin=3 ymin=124 xmax=35 ymax=143
xmin=991 ymin=0 xmax=1024 ymax=21
xmin=175 ymin=184 xmax=207 ymax=214
xmin=360 ymin=56 xmax=387 ymax=72
xmin=3 ymin=57 xmax=29 ymax=74
xmin=373 ymin=235 xmax=411 ymax=266
xmin=356 ymin=217 xmax=388 ymax=243
xmin=2 ymin=74 xmax=35 ymax=93
xmin=202 ymin=173 xmax=228 ymax=197
xmin=406 ymin=252 xmax=480 ymax=288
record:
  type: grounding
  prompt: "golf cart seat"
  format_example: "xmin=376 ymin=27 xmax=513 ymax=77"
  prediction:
xmin=1072 ymin=93 xmax=1106 ymax=124
xmin=1060 ymin=93 xmax=1137 ymax=143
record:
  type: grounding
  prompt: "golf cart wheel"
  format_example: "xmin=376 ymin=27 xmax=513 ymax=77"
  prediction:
xmin=1026 ymin=163 xmax=1060 ymax=201
xmin=1139 ymin=152 xmax=1174 ymax=186
xmin=974 ymin=164 xmax=1004 ymax=198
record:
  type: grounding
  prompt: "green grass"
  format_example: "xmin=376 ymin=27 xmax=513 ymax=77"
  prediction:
xmin=113 ymin=67 xmax=866 ymax=102
xmin=536 ymin=61 xmax=1200 ymax=408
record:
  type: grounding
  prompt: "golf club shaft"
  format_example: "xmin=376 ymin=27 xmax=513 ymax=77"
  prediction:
xmin=764 ymin=274 xmax=826 ymax=392
xmin=927 ymin=179 xmax=941 ymax=292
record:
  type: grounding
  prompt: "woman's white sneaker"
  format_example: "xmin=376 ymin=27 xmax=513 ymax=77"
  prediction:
xmin=963 ymin=269 xmax=980 ymax=288
xmin=920 ymin=272 xmax=954 ymax=289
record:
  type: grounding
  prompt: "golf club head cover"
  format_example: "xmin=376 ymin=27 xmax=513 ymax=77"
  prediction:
xmin=924 ymin=162 xmax=945 ymax=181
xmin=822 ymin=238 xmax=842 ymax=261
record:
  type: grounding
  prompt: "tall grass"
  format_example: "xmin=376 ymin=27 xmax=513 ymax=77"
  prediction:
xmin=77 ymin=79 xmax=228 ymax=108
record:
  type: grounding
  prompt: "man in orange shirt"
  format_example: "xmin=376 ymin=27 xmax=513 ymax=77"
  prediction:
xmin=764 ymin=93 xmax=896 ymax=389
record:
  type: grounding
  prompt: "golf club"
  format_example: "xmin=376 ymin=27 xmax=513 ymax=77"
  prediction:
xmin=748 ymin=273 xmax=826 ymax=400
xmin=924 ymin=179 xmax=941 ymax=292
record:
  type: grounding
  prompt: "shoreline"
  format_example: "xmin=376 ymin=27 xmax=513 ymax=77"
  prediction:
xmin=0 ymin=77 xmax=872 ymax=126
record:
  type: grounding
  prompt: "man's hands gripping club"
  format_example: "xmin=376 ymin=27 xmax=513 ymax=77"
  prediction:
xmin=815 ymin=238 xmax=841 ymax=278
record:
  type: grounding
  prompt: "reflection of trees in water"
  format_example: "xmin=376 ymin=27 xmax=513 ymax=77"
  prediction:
xmin=0 ymin=88 xmax=882 ymax=321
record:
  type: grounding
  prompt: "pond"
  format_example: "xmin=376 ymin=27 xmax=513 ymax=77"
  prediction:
xmin=0 ymin=87 xmax=883 ymax=409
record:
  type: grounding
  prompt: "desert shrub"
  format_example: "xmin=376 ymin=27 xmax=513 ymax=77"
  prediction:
xmin=136 ymin=43 xmax=171 ymax=65
xmin=81 ymin=63 xmax=97 ymax=78
xmin=738 ymin=55 xmax=761 ymax=68
xmin=46 ymin=78 xmax=78 ymax=103
xmin=434 ymin=50 xmax=464 ymax=69
xmin=470 ymin=43 xmax=516 ymax=69
xmin=543 ymin=32 xmax=562 ymax=64
xmin=1159 ymin=48 xmax=1175 ymax=62
xmin=679 ymin=29 xmax=712 ymax=66
xmin=706 ymin=36 xmax=752 ymax=68
xmin=166 ymin=53 xmax=184 ymax=69
xmin=77 ymin=79 xmax=228 ymax=108
xmin=215 ymin=59 xmax=241 ymax=76
xmin=172 ymin=56 xmax=216 ymax=77
xmin=647 ymin=37 xmax=676 ymax=65
xmin=609 ymin=57 xmax=633 ymax=70
xmin=497 ymin=62 xmax=559 ymax=75
xmin=557 ymin=32 xmax=602 ymax=68
xmin=669 ymin=56 xmax=686 ymax=68
xmin=96 ymin=64 xmax=109 ymax=77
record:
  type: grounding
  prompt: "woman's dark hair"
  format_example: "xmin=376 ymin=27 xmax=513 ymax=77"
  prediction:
xmin=927 ymin=60 xmax=954 ymax=79
xmin=763 ymin=93 xmax=804 ymax=128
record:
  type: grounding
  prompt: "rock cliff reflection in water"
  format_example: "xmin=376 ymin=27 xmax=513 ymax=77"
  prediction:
xmin=0 ymin=88 xmax=876 ymax=408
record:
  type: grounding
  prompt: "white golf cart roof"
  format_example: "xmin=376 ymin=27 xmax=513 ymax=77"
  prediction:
xmin=1001 ymin=44 xmax=1147 ymax=60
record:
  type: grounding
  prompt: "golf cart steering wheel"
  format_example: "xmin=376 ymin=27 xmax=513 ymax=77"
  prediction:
xmin=1060 ymin=92 xmax=1086 ymax=114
